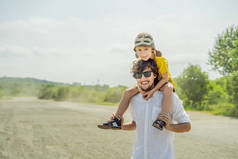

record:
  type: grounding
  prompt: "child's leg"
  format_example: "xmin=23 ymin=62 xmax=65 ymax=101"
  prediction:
xmin=153 ymin=82 xmax=173 ymax=130
xmin=160 ymin=82 xmax=173 ymax=115
xmin=114 ymin=87 xmax=139 ymax=118
xmin=97 ymin=87 xmax=139 ymax=129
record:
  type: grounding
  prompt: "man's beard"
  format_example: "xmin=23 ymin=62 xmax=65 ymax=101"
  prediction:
xmin=140 ymin=84 xmax=154 ymax=92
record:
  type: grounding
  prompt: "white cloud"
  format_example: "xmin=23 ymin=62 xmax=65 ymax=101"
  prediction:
xmin=0 ymin=8 xmax=236 ymax=85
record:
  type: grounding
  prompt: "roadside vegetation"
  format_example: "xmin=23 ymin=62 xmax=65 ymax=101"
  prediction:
xmin=1 ymin=26 xmax=238 ymax=117
xmin=38 ymin=84 xmax=126 ymax=105
xmin=0 ymin=77 xmax=63 ymax=98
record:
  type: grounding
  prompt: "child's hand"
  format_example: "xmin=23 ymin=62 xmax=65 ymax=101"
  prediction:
xmin=142 ymin=89 xmax=155 ymax=100
xmin=138 ymin=87 xmax=149 ymax=99
xmin=120 ymin=116 xmax=124 ymax=126
xmin=138 ymin=86 xmax=145 ymax=94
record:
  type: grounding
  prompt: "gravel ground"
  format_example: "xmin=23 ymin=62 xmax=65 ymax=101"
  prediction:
xmin=0 ymin=97 xmax=237 ymax=159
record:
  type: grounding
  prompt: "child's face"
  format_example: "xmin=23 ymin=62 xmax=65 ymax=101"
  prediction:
xmin=135 ymin=46 xmax=154 ymax=61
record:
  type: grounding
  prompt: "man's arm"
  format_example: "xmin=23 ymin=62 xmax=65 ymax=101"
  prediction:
xmin=158 ymin=107 xmax=191 ymax=133
xmin=167 ymin=122 xmax=191 ymax=133
xmin=122 ymin=121 xmax=136 ymax=131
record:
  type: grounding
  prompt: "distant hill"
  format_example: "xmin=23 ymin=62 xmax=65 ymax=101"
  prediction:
xmin=0 ymin=77 xmax=67 ymax=97
xmin=0 ymin=77 xmax=125 ymax=105
xmin=0 ymin=77 xmax=65 ymax=85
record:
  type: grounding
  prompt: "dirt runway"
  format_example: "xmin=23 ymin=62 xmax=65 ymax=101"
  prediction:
xmin=0 ymin=97 xmax=237 ymax=159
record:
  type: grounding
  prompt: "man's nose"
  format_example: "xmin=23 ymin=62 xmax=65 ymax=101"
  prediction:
xmin=141 ymin=74 xmax=146 ymax=80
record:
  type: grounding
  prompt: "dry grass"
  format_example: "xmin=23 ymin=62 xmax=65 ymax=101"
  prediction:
xmin=0 ymin=97 xmax=237 ymax=159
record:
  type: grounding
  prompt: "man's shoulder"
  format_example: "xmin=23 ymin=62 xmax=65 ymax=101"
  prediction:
xmin=170 ymin=93 xmax=187 ymax=114
xmin=153 ymin=91 xmax=163 ymax=96
xmin=152 ymin=92 xmax=182 ymax=111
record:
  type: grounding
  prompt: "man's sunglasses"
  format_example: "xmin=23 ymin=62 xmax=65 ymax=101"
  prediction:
xmin=134 ymin=71 xmax=152 ymax=79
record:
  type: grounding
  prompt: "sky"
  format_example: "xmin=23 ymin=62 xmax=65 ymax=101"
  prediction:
xmin=0 ymin=0 xmax=238 ymax=86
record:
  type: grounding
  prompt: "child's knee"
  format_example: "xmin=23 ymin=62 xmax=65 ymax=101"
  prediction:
xmin=162 ymin=85 xmax=173 ymax=96
xmin=123 ymin=89 xmax=134 ymax=99
xmin=124 ymin=87 xmax=138 ymax=97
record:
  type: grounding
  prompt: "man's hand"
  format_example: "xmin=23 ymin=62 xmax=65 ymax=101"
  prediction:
xmin=111 ymin=113 xmax=124 ymax=124
xmin=158 ymin=112 xmax=191 ymax=132
xmin=122 ymin=121 xmax=136 ymax=130
xmin=158 ymin=112 xmax=171 ymax=130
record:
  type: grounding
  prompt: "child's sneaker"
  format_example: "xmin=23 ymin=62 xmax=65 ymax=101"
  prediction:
xmin=152 ymin=119 xmax=166 ymax=130
xmin=97 ymin=116 xmax=121 ymax=129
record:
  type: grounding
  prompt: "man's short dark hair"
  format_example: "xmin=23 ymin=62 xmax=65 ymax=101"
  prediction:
xmin=131 ymin=59 xmax=159 ymax=85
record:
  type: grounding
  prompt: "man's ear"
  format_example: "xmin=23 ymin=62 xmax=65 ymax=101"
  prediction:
xmin=153 ymin=73 xmax=157 ymax=78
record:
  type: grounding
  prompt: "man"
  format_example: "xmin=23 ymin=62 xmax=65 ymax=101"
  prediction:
xmin=122 ymin=59 xmax=191 ymax=159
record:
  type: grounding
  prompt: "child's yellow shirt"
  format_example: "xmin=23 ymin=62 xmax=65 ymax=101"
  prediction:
xmin=154 ymin=56 xmax=176 ymax=88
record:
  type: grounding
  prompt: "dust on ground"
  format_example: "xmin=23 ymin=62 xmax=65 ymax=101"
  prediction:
xmin=0 ymin=97 xmax=237 ymax=159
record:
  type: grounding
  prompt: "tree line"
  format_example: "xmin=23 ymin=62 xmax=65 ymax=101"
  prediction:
xmin=176 ymin=25 xmax=238 ymax=117
xmin=0 ymin=77 xmax=63 ymax=97
xmin=0 ymin=26 xmax=237 ymax=117
xmin=37 ymin=84 xmax=127 ymax=105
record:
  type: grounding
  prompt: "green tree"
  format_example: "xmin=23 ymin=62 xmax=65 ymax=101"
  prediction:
xmin=176 ymin=65 xmax=209 ymax=109
xmin=232 ymin=71 xmax=238 ymax=110
xmin=231 ymin=41 xmax=238 ymax=112
xmin=209 ymin=26 xmax=238 ymax=113
xmin=0 ymin=89 xmax=2 ymax=98
xmin=230 ymin=40 xmax=238 ymax=71
xmin=54 ymin=86 xmax=70 ymax=101
xmin=38 ymin=84 xmax=57 ymax=99
xmin=206 ymin=81 xmax=226 ymax=105
xmin=104 ymin=86 xmax=127 ymax=103
xmin=208 ymin=25 xmax=238 ymax=75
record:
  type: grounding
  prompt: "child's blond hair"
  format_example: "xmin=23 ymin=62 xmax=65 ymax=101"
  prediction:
xmin=134 ymin=32 xmax=162 ymax=58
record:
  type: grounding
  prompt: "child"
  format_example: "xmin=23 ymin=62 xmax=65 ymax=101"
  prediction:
xmin=97 ymin=32 xmax=176 ymax=130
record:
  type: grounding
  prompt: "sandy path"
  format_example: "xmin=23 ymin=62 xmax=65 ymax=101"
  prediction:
xmin=0 ymin=97 xmax=237 ymax=159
